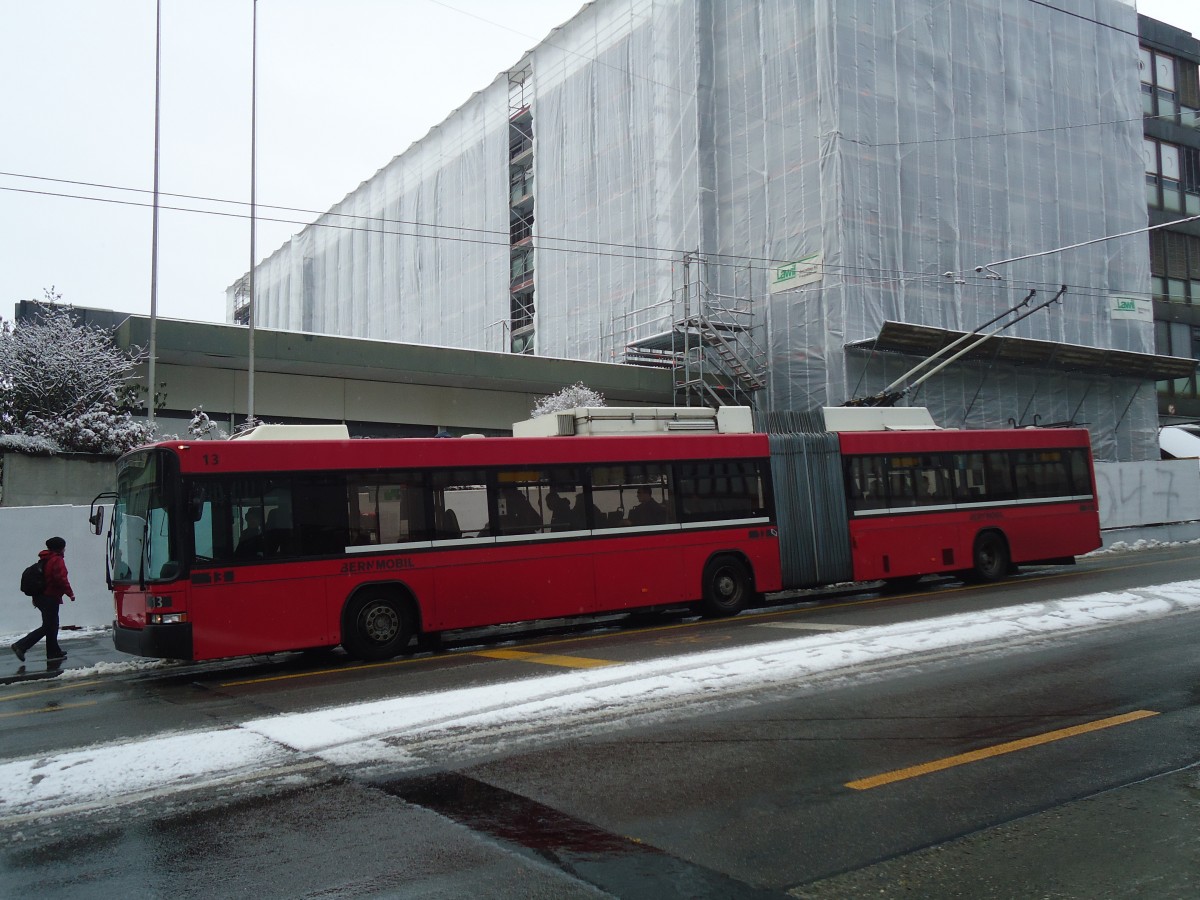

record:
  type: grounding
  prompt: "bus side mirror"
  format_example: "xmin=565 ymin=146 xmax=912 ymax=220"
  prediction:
xmin=89 ymin=492 xmax=116 ymax=536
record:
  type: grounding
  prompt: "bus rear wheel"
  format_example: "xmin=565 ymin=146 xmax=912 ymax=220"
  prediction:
xmin=699 ymin=556 xmax=753 ymax=618
xmin=342 ymin=591 xmax=415 ymax=661
xmin=969 ymin=532 xmax=1011 ymax=583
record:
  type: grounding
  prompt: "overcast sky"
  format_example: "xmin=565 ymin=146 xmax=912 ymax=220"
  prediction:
xmin=1 ymin=0 xmax=1197 ymax=326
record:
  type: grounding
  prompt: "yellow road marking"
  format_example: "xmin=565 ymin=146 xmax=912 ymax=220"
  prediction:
xmin=0 ymin=680 xmax=103 ymax=702
xmin=221 ymin=656 xmax=427 ymax=687
xmin=471 ymin=649 xmax=619 ymax=669
xmin=0 ymin=701 xmax=98 ymax=720
xmin=845 ymin=709 xmax=1160 ymax=790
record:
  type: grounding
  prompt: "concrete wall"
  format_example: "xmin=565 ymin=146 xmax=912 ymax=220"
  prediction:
xmin=0 ymin=505 xmax=111 ymax=639
xmin=152 ymin=362 xmax=546 ymax=434
xmin=4 ymin=461 xmax=1196 ymax=637
xmin=1 ymin=453 xmax=115 ymax=507
xmin=1094 ymin=459 xmax=1200 ymax=530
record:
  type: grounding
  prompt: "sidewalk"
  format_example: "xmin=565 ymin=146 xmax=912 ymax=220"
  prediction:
xmin=1 ymin=626 xmax=127 ymax=685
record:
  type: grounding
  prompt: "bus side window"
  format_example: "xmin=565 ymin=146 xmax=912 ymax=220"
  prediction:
xmin=675 ymin=460 xmax=763 ymax=523
xmin=433 ymin=470 xmax=489 ymax=539
xmin=917 ymin=455 xmax=951 ymax=505
xmin=587 ymin=465 xmax=627 ymax=529
xmin=294 ymin=476 xmax=351 ymax=555
xmin=952 ymin=453 xmax=987 ymax=503
xmin=887 ymin=461 xmax=917 ymax=507
xmin=263 ymin=506 xmax=293 ymax=556
xmin=434 ymin=504 xmax=461 ymax=539
xmin=1068 ymin=448 xmax=1093 ymax=496
xmin=848 ymin=456 xmax=887 ymax=511
xmin=348 ymin=483 xmax=380 ymax=546
xmin=496 ymin=484 xmax=542 ymax=535
xmin=984 ymin=452 xmax=1015 ymax=502
xmin=489 ymin=469 xmax=584 ymax=535
xmin=591 ymin=463 xmax=672 ymax=527
xmin=349 ymin=474 xmax=428 ymax=545
xmin=545 ymin=470 xmax=585 ymax=532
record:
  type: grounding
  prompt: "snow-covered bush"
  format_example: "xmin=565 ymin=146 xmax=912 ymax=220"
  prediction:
xmin=232 ymin=415 xmax=264 ymax=436
xmin=531 ymin=382 xmax=606 ymax=418
xmin=0 ymin=433 xmax=60 ymax=454
xmin=188 ymin=406 xmax=228 ymax=440
xmin=0 ymin=296 xmax=154 ymax=455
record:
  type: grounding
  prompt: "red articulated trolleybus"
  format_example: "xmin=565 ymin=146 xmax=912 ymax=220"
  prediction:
xmin=92 ymin=405 xmax=1101 ymax=663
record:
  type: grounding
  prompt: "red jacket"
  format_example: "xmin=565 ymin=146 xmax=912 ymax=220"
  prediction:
xmin=38 ymin=549 xmax=75 ymax=604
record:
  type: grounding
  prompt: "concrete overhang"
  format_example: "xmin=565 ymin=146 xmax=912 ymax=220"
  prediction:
xmin=847 ymin=320 xmax=1198 ymax=382
xmin=113 ymin=315 xmax=671 ymax=402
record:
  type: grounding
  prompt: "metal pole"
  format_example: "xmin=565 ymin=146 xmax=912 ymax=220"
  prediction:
xmin=147 ymin=0 xmax=162 ymax=426
xmin=247 ymin=0 xmax=257 ymax=423
xmin=907 ymin=286 xmax=1066 ymax=394
xmin=881 ymin=290 xmax=1037 ymax=395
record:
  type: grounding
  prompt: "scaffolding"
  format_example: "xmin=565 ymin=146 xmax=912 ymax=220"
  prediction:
xmin=231 ymin=275 xmax=251 ymax=326
xmin=610 ymin=253 xmax=767 ymax=408
xmin=508 ymin=62 xmax=536 ymax=355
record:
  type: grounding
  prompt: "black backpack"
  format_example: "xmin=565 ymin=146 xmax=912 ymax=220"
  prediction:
xmin=20 ymin=559 xmax=46 ymax=597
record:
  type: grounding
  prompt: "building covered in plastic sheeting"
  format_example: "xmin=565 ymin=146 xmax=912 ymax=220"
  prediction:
xmin=231 ymin=0 xmax=1181 ymax=462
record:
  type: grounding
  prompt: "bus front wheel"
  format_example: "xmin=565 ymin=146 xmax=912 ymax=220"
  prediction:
xmin=969 ymin=532 xmax=1011 ymax=583
xmin=342 ymin=591 xmax=415 ymax=661
xmin=699 ymin=556 xmax=753 ymax=618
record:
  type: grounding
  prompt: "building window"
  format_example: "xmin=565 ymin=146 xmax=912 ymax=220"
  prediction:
xmin=1141 ymin=46 xmax=1200 ymax=128
xmin=1145 ymin=138 xmax=1200 ymax=213
xmin=1155 ymin=317 xmax=1200 ymax=401
xmin=1149 ymin=232 xmax=1200 ymax=306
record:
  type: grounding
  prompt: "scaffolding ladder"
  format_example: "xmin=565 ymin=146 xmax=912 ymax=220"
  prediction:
xmin=612 ymin=253 xmax=767 ymax=408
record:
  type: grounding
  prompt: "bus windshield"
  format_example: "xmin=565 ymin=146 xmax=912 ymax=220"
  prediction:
xmin=111 ymin=449 xmax=180 ymax=584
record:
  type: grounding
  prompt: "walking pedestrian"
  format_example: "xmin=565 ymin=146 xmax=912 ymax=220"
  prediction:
xmin=11 ymin=536 xmax=76 ymax=663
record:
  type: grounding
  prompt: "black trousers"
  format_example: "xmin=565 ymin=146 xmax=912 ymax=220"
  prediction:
xmin=15 ymin=597 xmax=62 ymax=658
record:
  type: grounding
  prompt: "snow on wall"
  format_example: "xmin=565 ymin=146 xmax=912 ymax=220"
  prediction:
xmin=234 ymin=0 xmax=1153 ymax=461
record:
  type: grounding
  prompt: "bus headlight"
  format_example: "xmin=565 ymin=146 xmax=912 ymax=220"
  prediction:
xmin=149 ymin=612 xmax=188 ymax=625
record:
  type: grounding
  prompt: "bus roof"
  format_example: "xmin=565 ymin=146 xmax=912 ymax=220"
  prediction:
xmin=230 ymin=423 xmax=351 ymax=441
xmin=146 ymin=431 xmax=773 ymax=475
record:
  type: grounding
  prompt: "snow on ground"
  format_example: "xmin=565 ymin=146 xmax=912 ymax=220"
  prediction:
xmin=3 ymin=578 xmax=1200 ymax=823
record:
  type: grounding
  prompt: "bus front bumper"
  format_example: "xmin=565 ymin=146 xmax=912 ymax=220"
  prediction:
xmin=113 ymin=620 xmax=193 ymax=660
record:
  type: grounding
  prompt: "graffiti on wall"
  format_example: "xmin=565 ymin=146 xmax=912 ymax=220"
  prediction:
xmin=1094 ymin=460 xmax=1200 ymax=530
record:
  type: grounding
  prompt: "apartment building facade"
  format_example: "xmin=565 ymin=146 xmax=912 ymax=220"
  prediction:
xmin=1142 ymin=14 xmax=1200 ymax=421
xmin=231 ymin=0 xmax=1194 ymax=462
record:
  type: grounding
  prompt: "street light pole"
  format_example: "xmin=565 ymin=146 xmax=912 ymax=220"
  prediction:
xmin=247 ymin=0 xmax=258 ymax=424
xmin=147 ymin=0 xmax=162 ymax=427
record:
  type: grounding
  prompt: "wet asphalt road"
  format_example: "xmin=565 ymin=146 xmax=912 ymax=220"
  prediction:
xmin=1 ymin=546 xmax=1199 ymax=897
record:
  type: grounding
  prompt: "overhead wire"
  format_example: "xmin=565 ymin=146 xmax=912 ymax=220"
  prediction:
xmin=1 ymin=177 xmax=1178 ymax=311
xmin=3 ymin=0 xmax=1174 ymax=294
xmin=2 ymin=0 xmax=1185 ymax=307
xmin=4 ymin=166 xmax=1187 ymax=306
xmin=0 ymin=172 xmax=945 ymax=283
